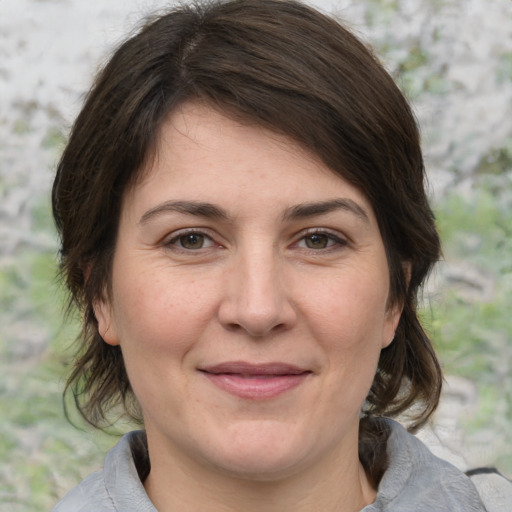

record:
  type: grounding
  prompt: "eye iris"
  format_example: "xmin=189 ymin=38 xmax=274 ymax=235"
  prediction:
xmin=306 ymin=233 xmax=329 ymax=249
xmin=180 ymin=233 xmax=204 ymax=249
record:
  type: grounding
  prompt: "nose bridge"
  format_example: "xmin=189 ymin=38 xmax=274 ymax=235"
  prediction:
xmin=219 ymin=239 xmax=296 ymax=336
xmin=243 ymin=243 xmax=280 ymax=309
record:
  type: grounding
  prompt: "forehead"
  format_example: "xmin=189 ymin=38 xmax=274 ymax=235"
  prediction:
xmin=156 ymin=102 xmax=326 ymax=179
xmin=123 ymin=101 xmax=378 ymax=227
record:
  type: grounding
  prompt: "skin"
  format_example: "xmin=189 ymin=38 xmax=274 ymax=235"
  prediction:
xmin=94 ymin=101 xmax=402 ymax=512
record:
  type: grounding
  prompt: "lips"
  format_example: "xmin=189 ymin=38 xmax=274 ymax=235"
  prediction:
xmin=199 ymin=361 xmax=312 ymax=400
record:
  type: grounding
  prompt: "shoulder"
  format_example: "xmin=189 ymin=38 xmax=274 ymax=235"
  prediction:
xmin=51 ymin=469 xmax=112 ymax=512
xmin=364 ymin=419 xmax=487 ymax=512
xmin=467 ymin=467 xmax=512 ymax=512
xmin=51 ymin=431 xmax=156 ymax=512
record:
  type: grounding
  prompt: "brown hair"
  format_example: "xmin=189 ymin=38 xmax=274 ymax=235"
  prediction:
xmin=53 ymin=0 xmax=442 ymax=481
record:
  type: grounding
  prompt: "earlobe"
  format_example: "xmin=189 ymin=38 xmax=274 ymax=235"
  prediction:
xmin=382 ymin=261 xmax=411 ymax=349
xmin=382 ymin=299 xmax=404 ymax=349
xmin=382 ymin=316 xmax=400 ymax=348
xmin=93 ymin=297 xmax=120 ymax=346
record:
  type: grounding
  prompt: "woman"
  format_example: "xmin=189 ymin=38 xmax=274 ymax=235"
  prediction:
xmin=51 ymin=1 xmax=488 ymax=510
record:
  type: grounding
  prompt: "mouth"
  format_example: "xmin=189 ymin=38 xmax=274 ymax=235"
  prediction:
xmin=198 ymin=361 xmax=312 ymax=400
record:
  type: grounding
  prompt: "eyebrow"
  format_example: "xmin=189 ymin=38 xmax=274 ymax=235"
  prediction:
xmin=138 ymin=198 xmax=370 ymax=225
xmin=139 ymin=200 xmax=229 ymax=225
xmin=283 ymin=199 xmax=370 ymax=223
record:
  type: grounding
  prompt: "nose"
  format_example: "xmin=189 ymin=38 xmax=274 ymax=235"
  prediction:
xmin=218 ymin=248 xmax=297 ymax=337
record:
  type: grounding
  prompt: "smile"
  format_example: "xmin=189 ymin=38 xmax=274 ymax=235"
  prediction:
xmin=199 ymin=362 xmax=312 ymax=400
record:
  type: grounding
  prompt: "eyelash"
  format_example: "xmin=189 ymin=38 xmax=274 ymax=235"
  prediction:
xmin=163 ymin=228 xmax=348 ymax=253
xmin=294 ymin=228 xmax=349 ymax=251
xmin=165 ymin=229 xmax=218 ymax=252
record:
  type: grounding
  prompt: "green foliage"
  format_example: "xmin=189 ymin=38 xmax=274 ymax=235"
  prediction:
xmin=364 ymin=0 xmax=400 ymax=27
xmin=41 ymin=126 xmax=66 ymax=151
xmin=497 ymin=51 xmax=512 ymax=84
xmin=427 ymin=177 xmax=512 ymax=474
xmin=2 ymin=1 xmax=512 ymax=508
xmin=13 ymin=118 xmax=31 ymax=135
xmin=0 ymin=201 xmax=117 ymax=510
xmin=476 ymin=137 xmax=512 ymax=179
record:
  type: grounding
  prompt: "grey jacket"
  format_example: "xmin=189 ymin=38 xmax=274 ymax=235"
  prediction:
xmin=52 ymin=419 xmax=506 ymax=511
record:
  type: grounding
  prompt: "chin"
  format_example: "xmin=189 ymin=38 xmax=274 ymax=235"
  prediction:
xmin=212 ymin=453 xmax=306 ymax=482
xmin=202 ymin=423 xmax=313 ymax=481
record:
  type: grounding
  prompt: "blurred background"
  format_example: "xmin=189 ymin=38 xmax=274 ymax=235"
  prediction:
xmin=1 ymin=0 xmax=511 ymax=509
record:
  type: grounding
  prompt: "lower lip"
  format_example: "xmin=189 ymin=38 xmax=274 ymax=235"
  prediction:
xmin=202 ymin=373 xmax=310 ymax=400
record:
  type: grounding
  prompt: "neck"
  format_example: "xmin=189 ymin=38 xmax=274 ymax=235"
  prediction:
xmin=143 ymin=429 xmax=376 ymax=512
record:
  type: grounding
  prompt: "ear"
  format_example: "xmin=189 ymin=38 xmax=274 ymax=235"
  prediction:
xmin=381 ymin=303 xmax=402 ymax=349
xmin=93 ymin=296 xmax=120 ymax=346
xmin=382 ymin=261 xmax=411 ymax=349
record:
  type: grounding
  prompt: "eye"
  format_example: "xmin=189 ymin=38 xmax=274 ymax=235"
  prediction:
xmin=295 ymin=230 xmax=347 ymax=250
xmin=167 ymin=231 xmax=216 ymax=250
xmin=303 ymin=233 xmax=332 ymax=249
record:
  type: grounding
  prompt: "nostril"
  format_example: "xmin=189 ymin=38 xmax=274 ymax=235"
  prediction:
xmin=224 ymin=322 xmax=243 ymax=332
xmin=222 ymin=320 xmax=288 ymax=337
xmin=217 ymin=282 xmax=298 ymax=336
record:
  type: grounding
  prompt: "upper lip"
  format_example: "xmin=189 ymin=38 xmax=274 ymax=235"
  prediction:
xmin=199 ymin=361 xmax=311 ymax=376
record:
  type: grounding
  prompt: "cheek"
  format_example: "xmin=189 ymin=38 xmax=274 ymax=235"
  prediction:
xmin=109 ymin=271 xmax=213 ymax=415
xmin=311 ymin=279 xmax=387 ymax=403
xmin=306 ymin=271 xmax=390 ymax=344
xmin=111 ymin=265 xmax=218 ymax=356
xmin=302 ymin=270 xmax=391 ymax=406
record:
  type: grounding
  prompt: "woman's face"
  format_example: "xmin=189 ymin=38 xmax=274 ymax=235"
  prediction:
xmin=95 ymin=101 xmax=400 ymax=481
